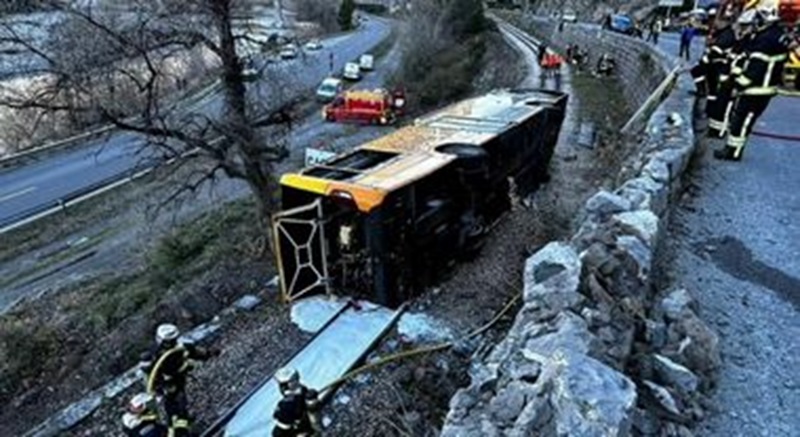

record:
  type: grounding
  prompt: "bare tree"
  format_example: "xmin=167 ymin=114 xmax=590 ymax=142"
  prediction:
xmin=0 ymin=0 xmax=299 ymax=241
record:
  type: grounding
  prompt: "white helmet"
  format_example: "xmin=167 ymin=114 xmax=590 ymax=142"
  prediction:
xmin=756 ymin=6 xmax=780 ymax=23
xmin=737 ymin=9 xmax=758 ymax=25
xmin=275 ymin=366 xmax=299 ymax=384
xmin=156 ymin=323 xmax=180 ymax=344
xmin=128 ymin=392 xmax=154 ymax=414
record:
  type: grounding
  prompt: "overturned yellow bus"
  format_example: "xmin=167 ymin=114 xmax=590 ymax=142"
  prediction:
xmin=272 ymin=89 xmax=568 ymax=307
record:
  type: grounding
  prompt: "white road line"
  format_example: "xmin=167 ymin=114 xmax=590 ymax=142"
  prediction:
xmin=0 ymin=186 xmax=37 ymax=204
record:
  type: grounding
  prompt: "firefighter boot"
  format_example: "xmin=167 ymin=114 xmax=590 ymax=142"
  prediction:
xmin=713 ymin=146 xmax=742 ymax=161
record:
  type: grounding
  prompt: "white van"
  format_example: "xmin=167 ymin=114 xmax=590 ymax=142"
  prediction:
xmin=343 ymin=62 xmax=361 ymax=81
xmin=359 ymin=54 xmax=374 ymax=71
xmin=316 ymin=77 xmax=343 ymax=102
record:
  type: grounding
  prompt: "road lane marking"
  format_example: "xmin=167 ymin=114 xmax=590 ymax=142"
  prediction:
xmin=0 ymin=186 xmax=37 ymax=204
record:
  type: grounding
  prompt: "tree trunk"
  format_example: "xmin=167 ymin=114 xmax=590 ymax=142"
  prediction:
xmin=275 ymin=0 xmax=286 ymax=28
xmin=243 ymin=159 xmax=279 ymax=256
xmin=212 ymin=0 xmax=278 ymax=254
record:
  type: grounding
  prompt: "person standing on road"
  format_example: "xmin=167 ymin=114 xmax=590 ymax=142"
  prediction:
xmin=704 ymin=16 xmax=752 ymax=138
xmin=680 ymin=22 xmax=697 ymax=60
xmin=140 ymin=324 xmax=219 ymax=437
xmin=647 ymin=18 xmax=663 ymax=45
xmin=717 ymin=7 xmax=796 ymax=161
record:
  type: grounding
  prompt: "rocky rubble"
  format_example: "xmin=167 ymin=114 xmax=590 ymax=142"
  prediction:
xmin=442 ymin=34 xmax=721 ymax=437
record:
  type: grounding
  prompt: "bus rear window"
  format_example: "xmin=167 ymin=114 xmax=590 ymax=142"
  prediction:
xmin=328 ymin=150 xmax=398 ymax=171
xmin=304 ymin=167 xmax=359 ymax=181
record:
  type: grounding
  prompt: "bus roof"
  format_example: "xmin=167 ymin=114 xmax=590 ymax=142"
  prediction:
xmin=281 ymin=89 xmax=565 ymax=212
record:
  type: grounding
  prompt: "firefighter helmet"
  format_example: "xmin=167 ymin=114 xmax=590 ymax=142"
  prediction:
xmin=155 ymin=323 xmax=180 ymax=344
xmin=737 ymin=9 xmax=759 ymax=25
xmin=128 ymin=392 xmax=154 ymax=415
xmin=275 ymin=367 xmax=299 ymax=384
xmin=756 ymin=5 xmax=780 ymax=22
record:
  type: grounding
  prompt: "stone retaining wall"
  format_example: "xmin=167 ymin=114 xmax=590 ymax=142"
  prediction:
xmin=441 ymin=18 xmax=719 ymax=437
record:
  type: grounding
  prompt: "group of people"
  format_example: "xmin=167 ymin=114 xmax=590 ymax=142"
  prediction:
xmin=122 ymin=324 xmax=320 ymax=436
xmin=691 ymin=6 xmax=798 ymax=161
xmin=547 ymin=42 xmax=615 ymax=77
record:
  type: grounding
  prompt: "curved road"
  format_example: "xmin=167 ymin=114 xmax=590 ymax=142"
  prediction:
xmin=0 ymin=18 xmax=391 ymax=230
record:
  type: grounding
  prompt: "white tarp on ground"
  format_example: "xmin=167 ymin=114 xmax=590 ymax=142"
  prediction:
xmin=290 ymin=295 xmax=349 ymax=333
xmin=224 ymin=301 xmax=399 ymax=436
xmin=397 ymin=312 xmax=455 ymax=344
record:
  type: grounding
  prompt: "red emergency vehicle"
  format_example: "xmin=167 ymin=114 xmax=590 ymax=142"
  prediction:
xmin=323 ymin=89 xmax=405 ymax=125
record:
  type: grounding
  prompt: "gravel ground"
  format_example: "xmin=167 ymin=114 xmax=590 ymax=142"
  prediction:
xmin=659 ymin=97 xmax=800 ymax=437
xmin=68 ymin=289 xmax=310 ymax=436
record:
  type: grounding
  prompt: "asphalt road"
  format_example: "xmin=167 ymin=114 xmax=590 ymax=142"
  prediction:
xmin=654 ymin=29 xmax=800 ymax=437
xmin=0 ymin=18 xmax=391 ymax=229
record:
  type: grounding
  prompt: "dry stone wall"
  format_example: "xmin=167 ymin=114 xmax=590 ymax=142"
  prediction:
xmin=441 ymin=18 xmax=720 ymax=437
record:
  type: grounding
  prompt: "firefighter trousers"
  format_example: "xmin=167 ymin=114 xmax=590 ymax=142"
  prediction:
xmin=162 ymin=389 xmax=190 ymax=437
xmin=690 ymin=62 xmax=708 ymax=95
xmin=707 ymin=79 xmax=735 ymax=138
xmin=726 ymin=95 xmax=773 ymax=159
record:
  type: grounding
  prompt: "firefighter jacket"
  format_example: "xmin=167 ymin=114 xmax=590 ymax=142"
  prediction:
xmin=736 ymin=23 xmax=792 ymax=95
xmin=707 ymin=27 xmax=739 ymax=79
xmin=122 ymin=412 xmax=167 ymax=437
xmin=273 ymin=393 xmax=314 ymax=437
xmin=142 ymin=341 xmax=212 ymax=395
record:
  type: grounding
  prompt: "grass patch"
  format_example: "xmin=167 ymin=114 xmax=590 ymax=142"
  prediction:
xmin=0 ymin=227 xmax=115 ymax=290
xmin=148 ymin=199 xmax=259 ymax=288
xmin=0 ymin=197 xmax=265 ymax=399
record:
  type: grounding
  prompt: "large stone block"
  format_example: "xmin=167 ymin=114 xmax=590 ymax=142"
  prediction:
xmin=523 ymin=242 xmax=584 ymax=312
xmin=551 ymin=352 xmax=638 ymax=437
xmin=615 ymin=176 xmax=668 ymax=215
xmin=612 ymin=210 xmax=660 ymax=248
xmin=522 ymin=311 xmax=596 ymax=360
xmin=585 ymin=190 xmax=633 ymax=220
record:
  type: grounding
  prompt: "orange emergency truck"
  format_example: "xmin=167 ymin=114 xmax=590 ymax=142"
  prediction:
xmin=322 ymin=89 xmax=405 ymax=125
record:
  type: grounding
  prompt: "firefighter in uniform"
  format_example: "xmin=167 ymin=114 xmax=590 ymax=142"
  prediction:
xmin=122 ymin=393 xmax=167 ymax=437
xmin=140 ymin=324 xmax=218 ymax=436
xmin=707 ymin=12 xmax=756 ymax=138
xmin=717 ymin=7 xmax=794 ymax=160
xmin=273 ymin=367 xmax=321 ymax=436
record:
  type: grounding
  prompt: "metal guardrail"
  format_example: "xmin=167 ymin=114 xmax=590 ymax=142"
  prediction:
xmin=0 ymin=79 xmax=224 ymax=170
xmin=620 ymin=64 xmax=682 ymax=135
xmin=0 ymin=165 xmax=157 ymax=234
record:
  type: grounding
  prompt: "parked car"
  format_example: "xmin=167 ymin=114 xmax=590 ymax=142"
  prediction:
xmin=561 ymin=9 xmax=577 ymax=23
xmin=279 ymin=44 xmax=298 ymax=59
xmin=305 ymin=39 xmax=323 ymax=51
xmin=316 ymin=77 xmax=343 ymax=102
xmin=359 ymin=54 xmax=374 ymax=71
xmin=606 ymin=14 xmax=635 ymax=35
xmin=343 ymin=62 xmax=361 ymax=81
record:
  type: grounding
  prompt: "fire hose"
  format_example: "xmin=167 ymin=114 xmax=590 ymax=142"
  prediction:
xmin=752 ymin=129 xmax=800 ymax=141
xmin=318 ymin=291 xmax=522 ymax=394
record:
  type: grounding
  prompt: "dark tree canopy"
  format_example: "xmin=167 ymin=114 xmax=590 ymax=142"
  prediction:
xmin=0 ymin=0 xmax=299 ymax=234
